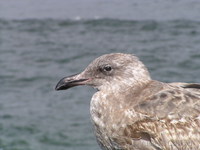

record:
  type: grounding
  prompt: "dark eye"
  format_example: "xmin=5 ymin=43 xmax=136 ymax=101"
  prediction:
xmin=103 ymin=65 xmax=112 ymax=72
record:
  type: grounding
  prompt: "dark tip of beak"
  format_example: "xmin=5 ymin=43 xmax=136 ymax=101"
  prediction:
xmin=55 ymin=74 xmax=89 ymax=91
xmin=55 ymin=77 xmax=69 ymax=90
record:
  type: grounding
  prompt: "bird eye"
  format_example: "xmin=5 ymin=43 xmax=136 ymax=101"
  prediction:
xmin=103 ymin=65 xmax=112 ymax=72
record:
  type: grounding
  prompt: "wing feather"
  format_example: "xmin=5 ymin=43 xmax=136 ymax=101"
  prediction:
xmin=117 ymin=82 xmax=200 ymax=149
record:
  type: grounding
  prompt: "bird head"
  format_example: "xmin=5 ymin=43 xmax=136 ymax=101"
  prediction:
xmin=55 ymin=53 xmax=151 ymax=91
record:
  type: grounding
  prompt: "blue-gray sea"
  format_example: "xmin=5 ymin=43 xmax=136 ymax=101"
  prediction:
xmin=1 ymin=0 xmax=200 ymax=150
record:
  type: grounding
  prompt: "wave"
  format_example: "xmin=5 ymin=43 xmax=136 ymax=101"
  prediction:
xmin=0 ymin=18 xmax=200 ymax=35
xmin=1 ymin=17 xmax=200 ymax=24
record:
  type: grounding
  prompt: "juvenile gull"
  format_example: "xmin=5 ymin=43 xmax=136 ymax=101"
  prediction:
xmin=55 ymin=53 xmax=200 ymax=150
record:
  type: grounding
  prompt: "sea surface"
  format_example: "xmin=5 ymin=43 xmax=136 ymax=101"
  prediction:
xmin=1 ymin=0 xmax=200 ymax=150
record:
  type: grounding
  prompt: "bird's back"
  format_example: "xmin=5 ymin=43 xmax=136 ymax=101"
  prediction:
xmin=121 ymin=81 xmax=200 ymax=150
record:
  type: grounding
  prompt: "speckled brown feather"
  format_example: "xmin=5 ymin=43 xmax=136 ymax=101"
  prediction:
xmin=120 ymin=82 xmax=200 ymax=150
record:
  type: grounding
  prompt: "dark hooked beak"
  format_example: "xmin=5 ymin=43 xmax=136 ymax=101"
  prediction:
xmin=55 ymin=73 xmax=89 ymax=91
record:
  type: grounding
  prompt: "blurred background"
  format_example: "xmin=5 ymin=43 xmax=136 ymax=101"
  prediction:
xmin=1 ymin=0 xmax=200 ymax=150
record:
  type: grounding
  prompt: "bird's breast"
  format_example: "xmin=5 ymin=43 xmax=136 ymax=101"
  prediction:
xmin=90 ymin=91 xmax=111 ymax=130
xmin=90 ymin=91 xmax=129 ymax=149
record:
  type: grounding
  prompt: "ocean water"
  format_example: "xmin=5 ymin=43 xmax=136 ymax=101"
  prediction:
xmin=1 ymin=1 xmax=200 ymax=150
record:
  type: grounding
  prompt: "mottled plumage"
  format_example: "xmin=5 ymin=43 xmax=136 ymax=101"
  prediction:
xmin=55 ymin=53 xmax=200 ymax=150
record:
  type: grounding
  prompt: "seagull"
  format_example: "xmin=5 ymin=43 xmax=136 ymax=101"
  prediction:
xmin=55 ymin=53 xmax=200 ymax=150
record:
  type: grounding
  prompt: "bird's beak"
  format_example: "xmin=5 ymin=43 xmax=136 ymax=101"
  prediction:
xmin=55 ymin=73 xmax=89 ymax=91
